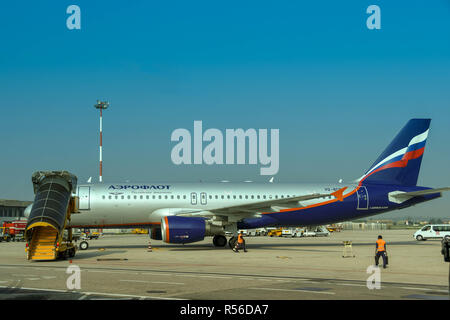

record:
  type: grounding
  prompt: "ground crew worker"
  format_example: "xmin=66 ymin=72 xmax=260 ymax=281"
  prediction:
xmin=375 ymin=235 xmax=387 ymax=268
xmin=233 ymin=232 xmax=247 ymax=253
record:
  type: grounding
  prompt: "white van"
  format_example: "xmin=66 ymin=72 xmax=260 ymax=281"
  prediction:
xmin=413 ymin=224 xmax=450 ymax=241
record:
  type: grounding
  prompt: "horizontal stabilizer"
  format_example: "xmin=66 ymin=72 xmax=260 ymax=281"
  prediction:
xmin=389 ymin=187 xmax=450 ymax=203
xmin=394 ymin=187 xmax=450 ymax=198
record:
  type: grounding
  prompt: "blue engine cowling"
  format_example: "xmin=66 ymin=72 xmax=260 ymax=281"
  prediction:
xmin=161 ymin=216 xmax=206 ymax=244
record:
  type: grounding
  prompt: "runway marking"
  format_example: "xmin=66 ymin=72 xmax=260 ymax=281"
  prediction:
xmin=398 ymin=286 xmax=449 ymax=293
xmin=174 ymin=274 xmax=231 ymax=279
xmin=196 ymin=275 xmax=231 ymax=279
xmin=27 ymin=278 xmax=41 ymax=281
xmin=0 ymin=286 xmax=68 ymax=293
xmin=141 ymin=273 xmax=172 ymax=276
xmin=88 ymin=270 xmax=138 ymax=275
xmin=0 ymin=285 xmax=186 ymax=300
xmin=82 ymin=291 xmax=186 ymax=300
xmin=120 ymin=280 xmax=185 ymax=285
xmin=248 ymin=287 xmax=336 ymax=295
xmin=336 ymin=283 xmax=367 ymax=287
xmin=41 ymin=276 xmax=57 ymax=280
xmin=151 ymin=281 xmax=185 ymax=285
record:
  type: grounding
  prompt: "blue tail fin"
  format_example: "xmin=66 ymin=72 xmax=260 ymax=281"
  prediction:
xmin=358 ymin=119 xmax=431 ymax=186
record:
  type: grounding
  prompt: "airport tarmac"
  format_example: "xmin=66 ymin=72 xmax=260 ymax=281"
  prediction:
xmin=0 ymin=230 xmax=448 ymax=300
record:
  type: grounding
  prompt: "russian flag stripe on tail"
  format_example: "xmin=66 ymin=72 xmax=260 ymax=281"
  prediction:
xmin=358 ymin=119 xmax=431 ymax=186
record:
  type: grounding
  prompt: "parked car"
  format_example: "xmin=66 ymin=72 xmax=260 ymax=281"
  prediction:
xmin=414 ymin=224 xmax=450 ymax=241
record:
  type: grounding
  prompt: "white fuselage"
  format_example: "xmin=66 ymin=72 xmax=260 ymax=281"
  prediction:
xmin=69 ymin=182 xmax=355 ymax=228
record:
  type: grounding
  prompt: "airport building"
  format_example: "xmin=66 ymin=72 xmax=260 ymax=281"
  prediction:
xmin=340 ymin=221 xmax=387 ymax=231
xmin=0 ymin=199 xmax=32 ymax=224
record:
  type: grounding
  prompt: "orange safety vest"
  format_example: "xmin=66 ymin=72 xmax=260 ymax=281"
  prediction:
xmin=238 ymin=234 xmax=244 ymax=244
xmin=376 ymin=239 xmax=386 ymax=252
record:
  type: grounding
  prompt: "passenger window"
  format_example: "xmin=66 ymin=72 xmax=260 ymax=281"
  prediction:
xmin=134 ymin=195 xmax=137 ymax=199
xmin=127 ymin=195 xmax=130 ymax=199
xmin=158 ymin=195 xmax=162 ymax=199
xmin=108 ymin=196 xmax=112 ymax=200
xmin=102 ymin=195 xmax=105 ymax=199
xmin=233 ymin=195 xmax=236 ymax=199
xmin=165 ymin=195 xmax=168 ymax=199
xmin=171 ymin=195 xmax=174 ymax=199
xmin=177 ymin=195 xmax=180 ymax=199
xmin=121 ymin=196 xmax=124 ymax=199
xmin=140 ymin=195 xmax=143 ymax=200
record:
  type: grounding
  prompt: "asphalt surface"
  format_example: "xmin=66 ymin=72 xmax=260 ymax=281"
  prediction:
xmin=0 ymin=230 xmax=449 ymax=300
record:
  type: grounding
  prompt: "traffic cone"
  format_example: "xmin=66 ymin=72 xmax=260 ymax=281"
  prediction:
xmin=147 ymin=241 xmax=152 ymax=252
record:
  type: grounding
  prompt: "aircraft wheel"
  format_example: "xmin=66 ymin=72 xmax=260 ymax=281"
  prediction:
xmin=79 ymin=241 xmax=89 ymax=250
xmin=213 ymin=235 xmax=227 ymax=247
xmin=68 ymin=248 xmax=76 ymax=257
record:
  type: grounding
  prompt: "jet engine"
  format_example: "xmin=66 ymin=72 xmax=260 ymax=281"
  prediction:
xmin=149 ymin=226 xmax=162 ymax=240
xmin=161 ymin=216 xmax=223 ymax=244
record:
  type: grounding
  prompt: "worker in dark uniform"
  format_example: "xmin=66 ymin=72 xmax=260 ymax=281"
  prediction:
xmin=375 ymin=235 xmax=387 ymax=268
xmin=233 ymin=232 xmax=247 ymax=253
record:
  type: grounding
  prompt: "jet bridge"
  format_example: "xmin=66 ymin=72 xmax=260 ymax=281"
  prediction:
xmin=25 ymin=171 xmax=78 ymax=261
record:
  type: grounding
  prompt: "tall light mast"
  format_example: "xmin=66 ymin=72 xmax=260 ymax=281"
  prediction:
xmin=94 ymin=100 xmax=109 ymax=182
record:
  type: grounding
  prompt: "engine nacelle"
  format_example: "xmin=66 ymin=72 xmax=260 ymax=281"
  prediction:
xmin=149 ymin=226 xmax=162 ymax=240
xmin=161 ymin=216 xmax=206 ymax=244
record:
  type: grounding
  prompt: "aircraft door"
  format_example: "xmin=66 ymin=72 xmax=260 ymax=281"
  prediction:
xmin=191 ymin=192 xmax=197 ymax=205
xmin=200 ymin=192 xmax=207 ymax=205
xmin=78 ymin=186 xmax=91 ymax=210
xmin=357 ymin=186 xmax=369 ymax=210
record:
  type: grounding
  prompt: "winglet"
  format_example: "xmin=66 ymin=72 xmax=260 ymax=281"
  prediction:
xmin=331 ymin=187 xmax=347 ymax=201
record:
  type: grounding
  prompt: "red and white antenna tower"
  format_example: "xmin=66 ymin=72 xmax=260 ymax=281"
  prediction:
xmin=94 ymin=100 xmax=109 ymax=182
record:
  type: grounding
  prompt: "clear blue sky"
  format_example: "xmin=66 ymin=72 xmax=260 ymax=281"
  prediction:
xmin=0 ymin=1 xmax=449 ymax=218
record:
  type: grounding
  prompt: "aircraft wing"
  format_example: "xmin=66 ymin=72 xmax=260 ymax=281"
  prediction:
xmin=209 ymin=188 xmax=346 ymax=216
xmin=172 ymin=188 xmax=347 ymax=221
xmin=391 ymin=187 xmax=450 ymax=200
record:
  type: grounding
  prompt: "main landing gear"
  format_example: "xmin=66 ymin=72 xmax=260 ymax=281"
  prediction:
xmin=213 ymin=235 xmax=227 ymax=247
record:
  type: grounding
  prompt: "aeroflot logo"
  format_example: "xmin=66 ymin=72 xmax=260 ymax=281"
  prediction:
xmin=171 ymin=121 xmax=279 ymax=175
xmin=108 ymin=185 xmax=171 ymax=190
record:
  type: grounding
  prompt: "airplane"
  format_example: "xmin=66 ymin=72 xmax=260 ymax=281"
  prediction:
xmin=24 ymin=118 xmax=450 ymax=248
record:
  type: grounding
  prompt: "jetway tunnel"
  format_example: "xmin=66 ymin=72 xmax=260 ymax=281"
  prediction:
xmin=25 ymin=171 xmax=78 ymax=261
